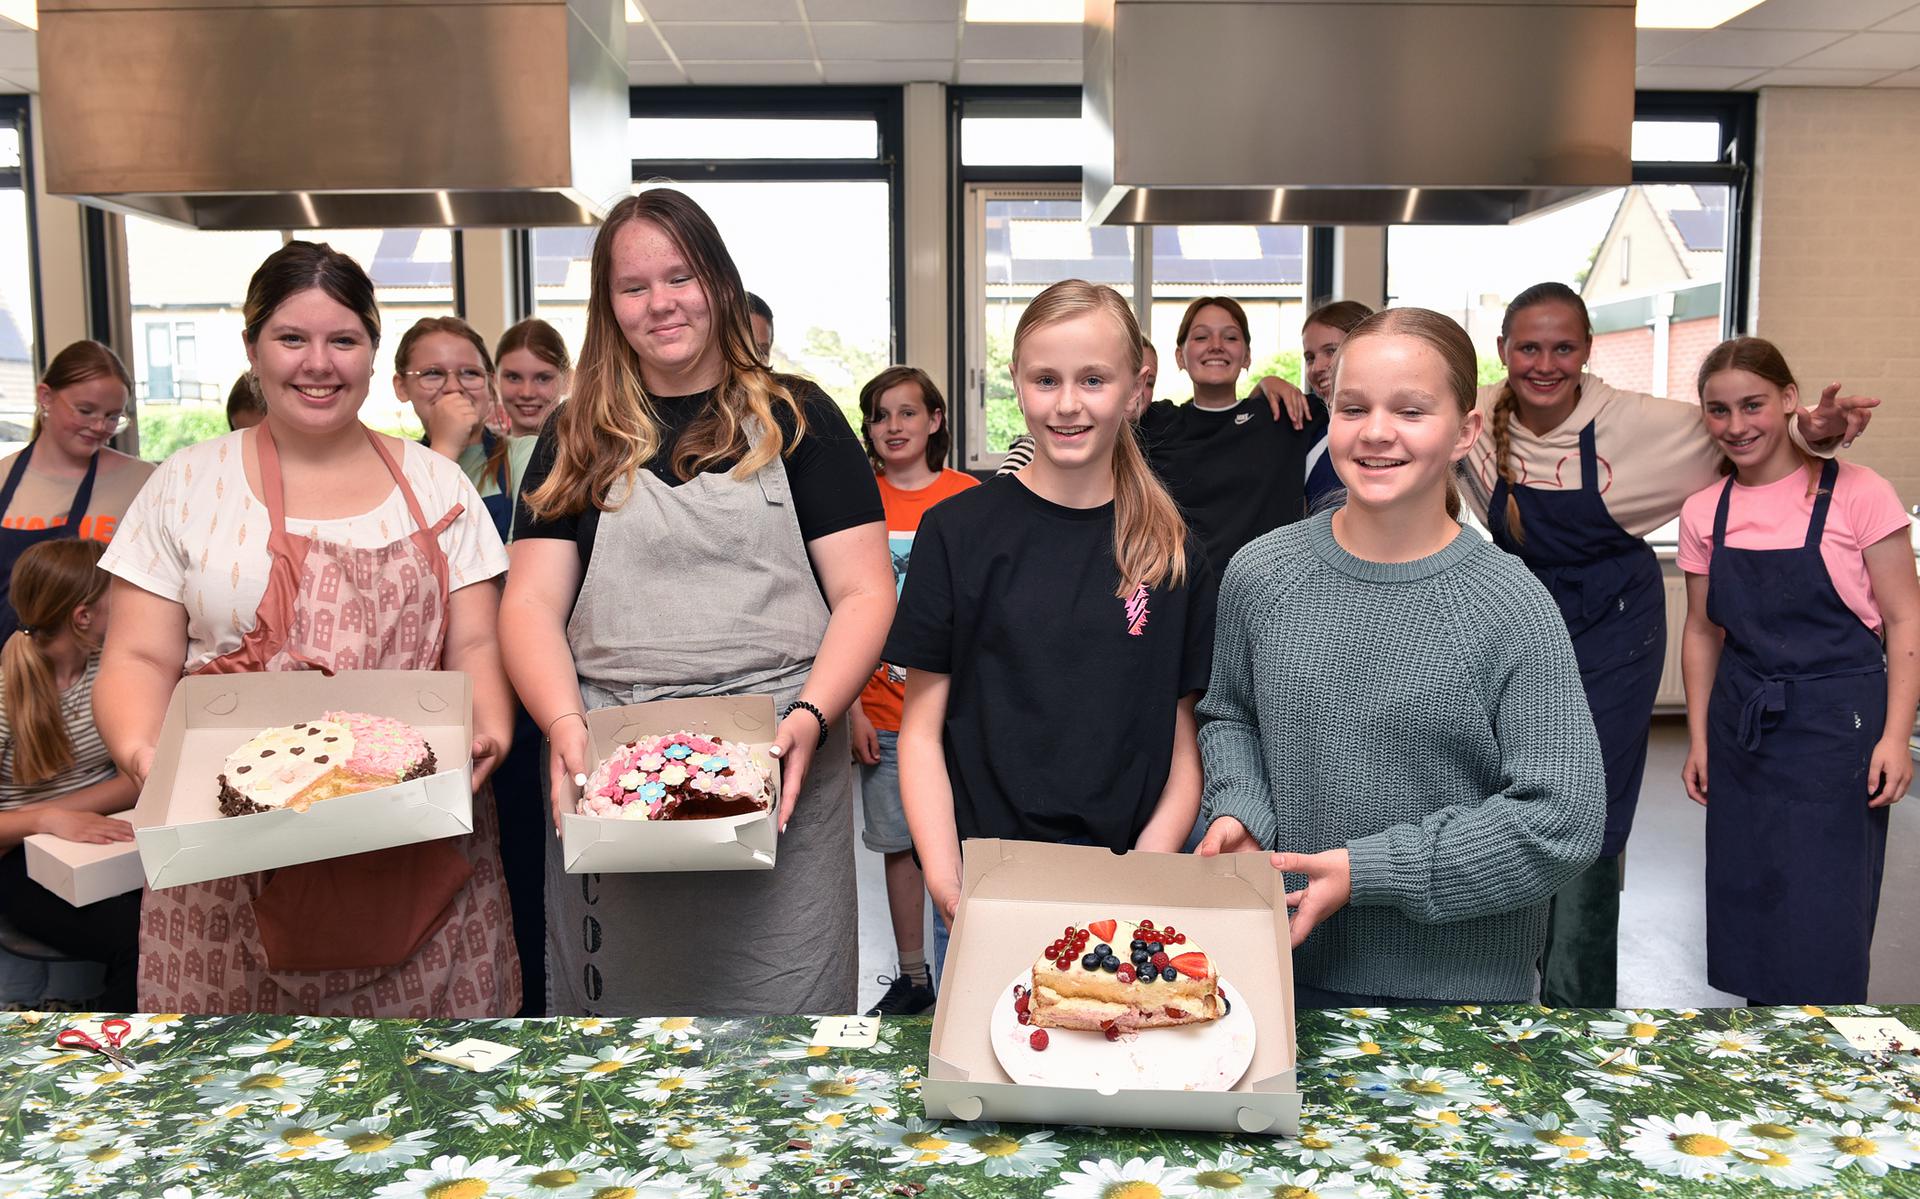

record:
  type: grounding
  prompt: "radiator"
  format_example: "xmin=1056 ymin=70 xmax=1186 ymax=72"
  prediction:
xmin=1655 ymin=565 xmax=1689 ymax=713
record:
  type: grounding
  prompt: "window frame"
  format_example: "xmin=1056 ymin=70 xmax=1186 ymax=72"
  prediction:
xmin=0 ymin=94 xmax=43 ymax=375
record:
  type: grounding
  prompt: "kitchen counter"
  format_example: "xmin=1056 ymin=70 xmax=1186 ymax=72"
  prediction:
xmin=4 ymin=1004 xmax=1917 ymax=1197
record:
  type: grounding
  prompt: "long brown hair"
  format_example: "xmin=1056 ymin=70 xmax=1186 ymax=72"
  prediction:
xmin=2 ymin=540 xmax=108 ymax=786
xmin=244 ymin=241 xmax=380 ymax=348
xmin=31 ymin=341 xmax=134 ymax=441
xmin=1339 ymin=307 xmax=1480 ymax=521
xmin=857 ymin=366 xmax=951 ymax=473
xmin=396 ymin=315 xmax=510 ymax=486
xmin=1696 ymin=336 xmax=1825 ymax=494
xmin=1303 ymin=300 xmax=1374 ymax=337
xmin=496 ymin=317 xmax=573 ymax=374
xmin=1014 ymin=280 xmax=1188 ymax=598
xmin=523 ymin=188 xmax=805 ymax=521
xmin=1489 ymin=282 xmax=1592 ymax=544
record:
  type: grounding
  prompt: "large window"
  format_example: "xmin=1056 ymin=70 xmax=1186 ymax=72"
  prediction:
xmin=126 ymin=222 xmax=459 ymax=460
xmin=528 ymin=90 xmax=904 ymax=433
xmin=0 ymin=100 xmax=34 ymax=456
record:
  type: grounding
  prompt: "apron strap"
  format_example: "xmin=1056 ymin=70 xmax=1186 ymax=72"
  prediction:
xmin=1803 ymin=458 xmax=1841 ymax=548
xmin=0 ymin=439 xmax=34 ymax=513
xmin=0 ymin=441 xmax=101 ymax=531
xmin=363 ymin=426 xmax=459 ymax=608
xmin=1578 ymin=420 xmax=1601 ymax=493
xmin=1711 ymin=473 xmax=1737 ymax=549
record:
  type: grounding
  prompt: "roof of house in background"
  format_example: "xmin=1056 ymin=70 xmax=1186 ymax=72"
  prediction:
xmin=985 ymin=199 xmax=1302 ymax=290
xmin=0 ymin=292 xmax=29 ymax=364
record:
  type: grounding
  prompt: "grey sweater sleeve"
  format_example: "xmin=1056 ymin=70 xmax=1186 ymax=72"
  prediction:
xmin=1344 ymin=576 xmax=1606 ymax=923
xmin=1196 ymin=565 xmax=1280 ymax=850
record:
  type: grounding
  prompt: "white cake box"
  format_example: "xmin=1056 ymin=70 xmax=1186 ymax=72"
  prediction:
xmin=561 ymin=694 xmax=780 ymax=874
xmin=25 ymin=811 xmax=144 ymax=906
xmin=921 ymin=839 xmax=1300 ymax=1137
xmin=131 ymin=671 xmax=474 ymax=890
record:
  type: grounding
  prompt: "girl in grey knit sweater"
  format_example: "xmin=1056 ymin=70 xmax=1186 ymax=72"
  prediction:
xmin=1195 ymin=308 xmax=1605 ymax=1006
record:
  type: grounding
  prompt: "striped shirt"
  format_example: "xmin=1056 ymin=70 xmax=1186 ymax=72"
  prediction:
xmin=0 ymin=652 xmax=116 ymax=810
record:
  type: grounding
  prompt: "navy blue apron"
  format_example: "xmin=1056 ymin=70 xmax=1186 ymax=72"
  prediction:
xmin=479 ymin=429 xmax=513 ymax=542
xmin=1704 ymin=459 xmax=1888 ymax=1004
xmin=1489 ymin=419 xmax=1665 ymax=857
xmin=0 ymin=441 xmax=100 ymax=640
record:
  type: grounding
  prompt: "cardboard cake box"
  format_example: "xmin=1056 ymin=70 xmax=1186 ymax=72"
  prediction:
xmin=921 ymin=839 xmax=1300 ymax=1136
xmin=131 ymin=670 xmax=474 ymax=890
xmin=560 ymin=693 xmax=781 ymax=874
xmin=25 ymin=812 xmax=143 ymax=907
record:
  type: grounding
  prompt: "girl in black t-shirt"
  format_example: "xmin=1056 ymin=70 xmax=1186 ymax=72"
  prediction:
xmin=886 ymin=280 xmax=1216 ymax=961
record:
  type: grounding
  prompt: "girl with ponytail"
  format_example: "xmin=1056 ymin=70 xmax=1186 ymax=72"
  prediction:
xmin=0 ymin=538 xmax=140 ymax=1010
xmin=1197 ymin=308 xmax=1604 ymax=1008
xmin=1456 ymin=282 xmax=1878 ymax=1010
xmin=888 ymin=279 xmax=1215 ymax=981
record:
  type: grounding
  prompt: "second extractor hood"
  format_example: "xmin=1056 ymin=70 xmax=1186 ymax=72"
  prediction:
xmin=37 ymin=0 xmax=631 ymax=230
xmin=1084 ymin=0 xmax=1637 ymax=226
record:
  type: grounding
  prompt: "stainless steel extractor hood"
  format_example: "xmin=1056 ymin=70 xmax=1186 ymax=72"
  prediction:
xmin=37 ymin=0 xmax=629 ymax=230
xmin=1085 ymin=0 xmax=1636 ymax=226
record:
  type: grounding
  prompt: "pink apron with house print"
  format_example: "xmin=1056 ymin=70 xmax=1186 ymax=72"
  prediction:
xmin=136 ymin=423 xmax=521 ymax=1016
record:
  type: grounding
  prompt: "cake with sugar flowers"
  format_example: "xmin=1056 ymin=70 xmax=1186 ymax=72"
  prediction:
xmin=217 ymin=710 xmax=438 ymax=817
xmin=578 ymin=730 xmax=772 ymax=821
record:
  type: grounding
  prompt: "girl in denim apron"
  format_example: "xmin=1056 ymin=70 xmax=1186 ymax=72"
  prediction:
xmin=1457 ymin=282 xmax=1876 ymax=1007
xmin=1678 ymin=337 xmax=1916 ymax=1005
xmin=504 ymin=188 xmax=893 ymax=1017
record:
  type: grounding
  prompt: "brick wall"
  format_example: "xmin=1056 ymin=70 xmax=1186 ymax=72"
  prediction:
xmin=1586 ymin=316 xmax=1720 ymax=402
xmin=1667 ymin=317 xmax=1722 ymax=404
xmin=1753 ymin=88 xmax=1920 ymax=507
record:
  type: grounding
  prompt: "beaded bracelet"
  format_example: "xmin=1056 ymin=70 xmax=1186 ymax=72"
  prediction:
xmin=780 ymin=700 xmax=831 ymax=750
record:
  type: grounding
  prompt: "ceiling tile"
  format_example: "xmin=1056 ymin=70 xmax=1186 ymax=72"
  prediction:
xmin=627 ymin=61 xmax=688 ymax=84
xmin=1872 ymin=66 xmax=1920 ymax=83
xmin=1876 ymin=6 xmax=1920 ymax=31
xmin=1634 ymin=64 xmax=1765 ymax=89
xmin=642 ymin=0 xmax=798 ymax=18
xmin=959 ymin=23 xmax=1082 ymax=60
xmin=1745 ymin=66 xmax=1903 ymax=85
xmin=1789 ymin=31 xmax=1920 ymax=69
xmin=812 ymin=21 xmax=956 ymax=59
xmin=626 ymin=25 xmax=674 ymax=62
xmin=1656 ymin=29 xmax=1847 ymax=67
xmin=0 ymin=31 xmax=33 ymax=72
xmin=822 ymin=59 xmax=956 ymax=83
xmin=680 ymin=60 xmax=824 ymax=84
xmin=957 ymin=59 xmax=1082 ymax=84
xmin=654 ymin=21 xmax=815 ymax=59
xmin=1637 ymin=29 xmax=1705 ymax=63
xmin=1727 ymin=0 xmax=1914 ymax=29
xmin=808 ymin=0 xmax=957 ymax=17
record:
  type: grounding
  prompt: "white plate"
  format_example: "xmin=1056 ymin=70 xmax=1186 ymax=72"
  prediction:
xmin=989 ymin=969 xmax=1256 ymax=1093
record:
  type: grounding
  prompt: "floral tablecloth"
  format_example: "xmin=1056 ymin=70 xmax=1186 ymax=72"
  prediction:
xmin=3 ymin=1005 xmax=1920 ymax=1199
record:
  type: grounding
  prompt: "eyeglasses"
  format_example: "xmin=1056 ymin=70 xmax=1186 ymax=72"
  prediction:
xmin=60 ymin=397 xmax=130 ymax=435
xmin=401 ymin=366 xmax=491 ymax=394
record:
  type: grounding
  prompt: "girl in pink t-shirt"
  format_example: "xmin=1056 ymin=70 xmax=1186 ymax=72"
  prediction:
xmin=1678 ymin=337 xmax=1918 ymax=1005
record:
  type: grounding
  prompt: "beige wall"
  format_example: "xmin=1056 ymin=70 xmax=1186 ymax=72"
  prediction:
xmin=1752 ymin=87 xmax=1920 ymax=507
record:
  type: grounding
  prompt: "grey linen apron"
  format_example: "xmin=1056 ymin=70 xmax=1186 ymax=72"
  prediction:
xmin=545 ymin=440 xmax=857 ymax=1016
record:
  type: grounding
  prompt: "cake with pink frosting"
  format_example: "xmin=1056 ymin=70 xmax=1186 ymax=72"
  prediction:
xmin=217 ymin=711 xmax=437 ymax=817
xmin=578 ymin=730 xmax=772 ymax=821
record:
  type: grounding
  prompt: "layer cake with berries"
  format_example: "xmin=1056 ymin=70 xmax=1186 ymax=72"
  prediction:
xmin=1029 ymin=917 xmax=1222 ymax=1032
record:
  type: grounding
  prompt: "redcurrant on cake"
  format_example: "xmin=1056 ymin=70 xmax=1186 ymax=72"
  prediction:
xmin=1029 ymin=917 xmax=1223 ymax=1033
xmin=577 ymin=731 xmax=772 ymax=821
xmin=217 ymin=711 xmax=437 ymax=817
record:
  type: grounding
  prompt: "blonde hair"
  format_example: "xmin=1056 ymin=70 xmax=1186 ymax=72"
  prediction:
xmin=1338 ymin=307 xmax=1480 ymax=521
xmin=1489 ymin=283 xmax=1593 ymax=544
xmin=524 ymin=189 xmax=806 ymax=521
xmin=2 ymin=540 xmax=108 ymax=786
xmin=1697 ymin=336 xmax=1825 ymax=496
xmin=1013 ymin=280 xmax=1188 ymax=598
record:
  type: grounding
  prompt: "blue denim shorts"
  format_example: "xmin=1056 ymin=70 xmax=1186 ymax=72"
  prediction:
xmin=858 ymin=729 xmax=913 ymax=853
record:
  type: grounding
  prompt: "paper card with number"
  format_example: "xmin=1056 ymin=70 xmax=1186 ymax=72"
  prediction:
xmin=420 ymin=1038 xmax=523 ymax=1071
xmin=809 ymin=1016 xmax=882 ymax=1049
xmin=1824 ymin=1016 xmax=1919 ymax=1053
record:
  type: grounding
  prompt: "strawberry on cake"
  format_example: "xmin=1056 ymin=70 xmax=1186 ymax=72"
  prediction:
xmin=577 ymin=730 xmax=772 ymax=821
xmin=1028 ymin=917 xmax=1223 ymax=1033
xmin=217 ymin=711 xmax=437 ymax=816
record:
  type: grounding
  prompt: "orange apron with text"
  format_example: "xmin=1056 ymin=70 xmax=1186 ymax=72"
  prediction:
xmin=136 ymin=424 xmax=520 ymax=1016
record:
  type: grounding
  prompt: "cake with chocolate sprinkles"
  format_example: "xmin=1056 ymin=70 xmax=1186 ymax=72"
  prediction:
xmin=217 ymin=712 xmax=437 ymax=816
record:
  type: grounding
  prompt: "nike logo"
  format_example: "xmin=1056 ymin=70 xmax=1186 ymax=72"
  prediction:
xmin=1235 ymin=413 xmax=1252 ymax=425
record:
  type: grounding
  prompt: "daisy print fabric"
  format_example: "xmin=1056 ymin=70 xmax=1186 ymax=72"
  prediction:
xmin=2 ymin=1006 xmax=1920 ymax=1196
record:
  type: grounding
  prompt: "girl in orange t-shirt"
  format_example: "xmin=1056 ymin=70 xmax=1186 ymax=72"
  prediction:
xmin=852 ymin=365 xmax=976 ymax=1014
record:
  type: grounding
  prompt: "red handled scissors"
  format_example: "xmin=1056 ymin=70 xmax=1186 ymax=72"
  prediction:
xmin=56 ymin=1018 xmax=134 ymax=1069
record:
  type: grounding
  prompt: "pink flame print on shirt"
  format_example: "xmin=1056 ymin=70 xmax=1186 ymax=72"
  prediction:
xmin=1124 ymin=582 xmax=1150 ymax=636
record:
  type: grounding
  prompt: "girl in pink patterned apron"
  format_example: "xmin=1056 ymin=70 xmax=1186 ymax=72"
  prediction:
xmin=95 ymin=241 xmax=521 ymax=1016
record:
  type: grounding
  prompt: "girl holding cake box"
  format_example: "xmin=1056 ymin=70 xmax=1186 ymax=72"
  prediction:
xmin=95 ymin=241 xmax=522 ymax=1017
xmin=1196 ymin=308 xmax=1606 ymax=1008
xmin=1678 ymin=337 xmax=1917 ymax=1006
xmin=502 ymin=188 xmax=894 ymax=1017
xmin=887 ymin=279 xmax=1216 ymax=979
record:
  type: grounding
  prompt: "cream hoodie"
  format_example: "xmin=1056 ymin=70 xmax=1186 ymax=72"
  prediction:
xmin=1457 ymin=374 xmax=1831 ymax=539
